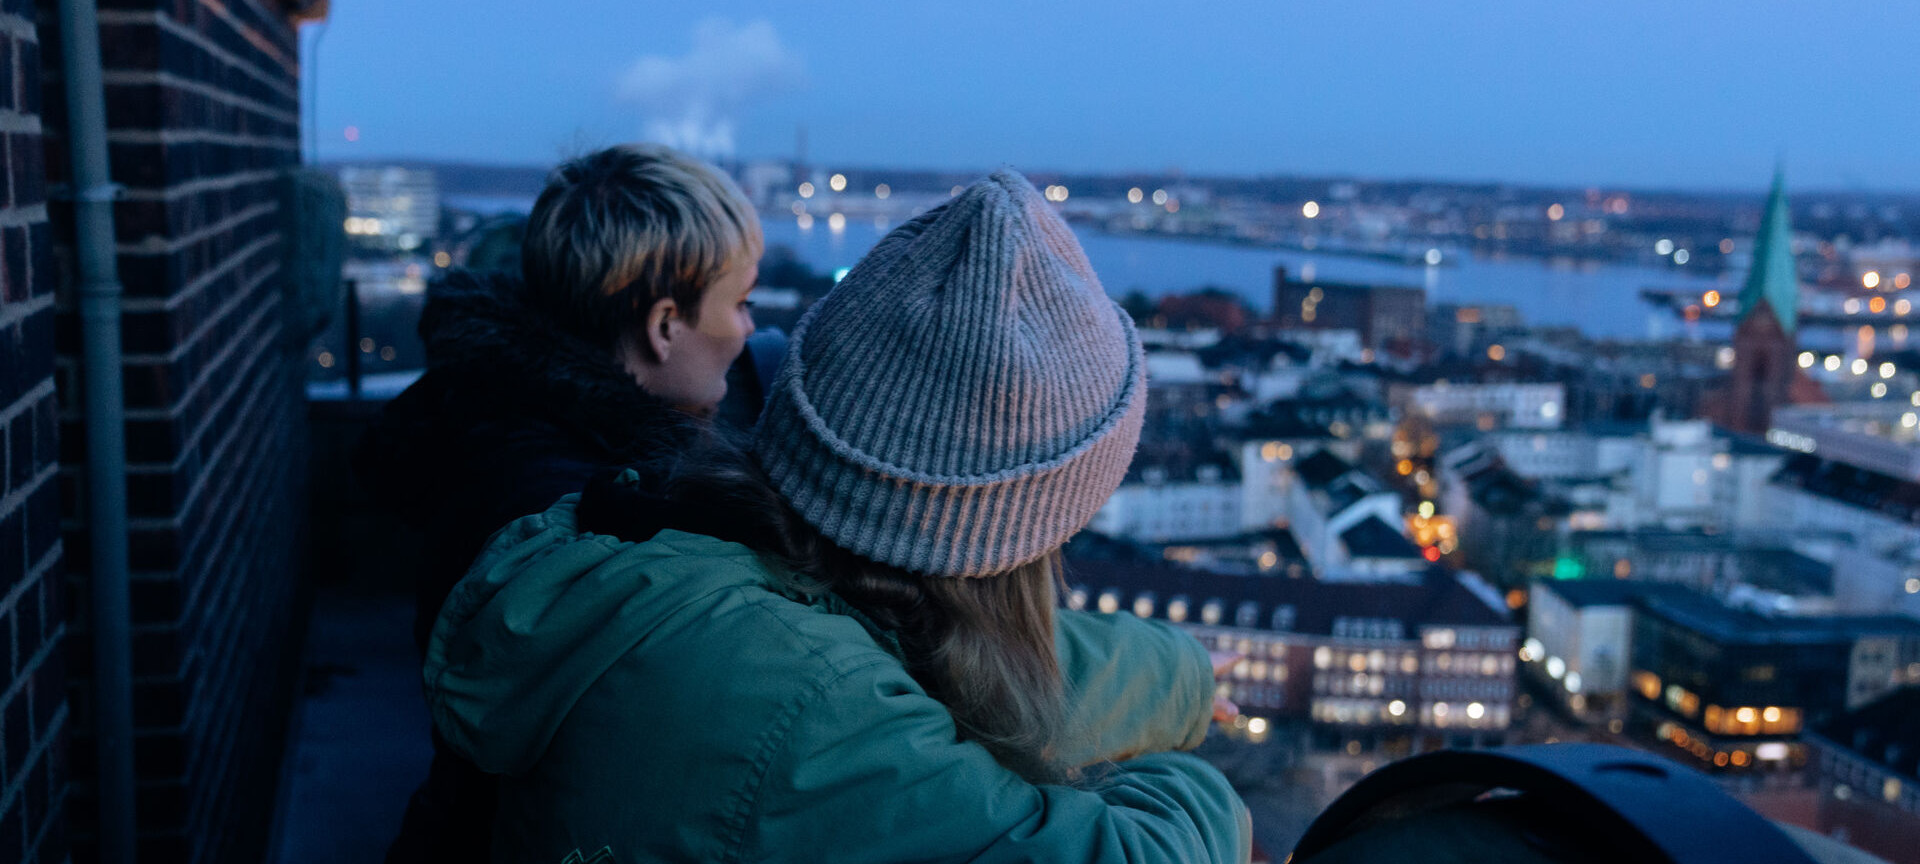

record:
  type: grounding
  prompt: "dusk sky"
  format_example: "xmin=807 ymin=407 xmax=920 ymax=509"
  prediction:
xmin=307 ymin=1 xmax=1920 ymax=192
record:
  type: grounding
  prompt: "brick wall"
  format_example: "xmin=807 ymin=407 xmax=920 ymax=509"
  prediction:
xmin=0 ymin=2 xmax=69 ymax=862
xmin=37 ymin=1 xmax=306 ymax=862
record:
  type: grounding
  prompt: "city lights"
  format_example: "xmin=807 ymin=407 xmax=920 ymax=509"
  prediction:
xmin=1128 ymin=187 xmax=1144 ymax=203
xmin=1865 ymin=271 xmax=1883 ymax=289
xmin=1488 ymin=344 xmax=1506 ymax=361
xmin=343 ymin=125 xmax=360 ymax=142
xmin=1798 ymin=351 xmax=1816 ymax=368
xmin=798 ymin=182 xmax=815 ymax=198
xmin=829 ymin=173 xmax=847 ymax=192
xmin=1302 ymin=200 xmax=1320 ymax=218
xmin=1875 ymin=383 xmax=1890 ymax=399
xmin=1882 ymin=362 xmax=1897 ymax=378
xmin=1387 ymin=700 xmax=1406 ymax=717
xmin=874 ymin=183 xmax=890 ymax=199
xmin=1547 ymin=203 xmax=1564 ymax=221
xmin=1151 ymin=189 xmax=1168 ymax=206
xmin=1899 ymin=273 xmax=1914 ymax=290
xmin=1853 ymin=358 xmax=1869 ymax=375
xmin=1674 ymin=249 xmax=1689 ymax=265
xmin=1655 ymin=238 xmax=1674 ymax=256
xmin=1720 ymin=238 xmax=1736 ymax=254
xmin=1425 ymin=248 xmax=1443 ymax=266
xmin=1702 ymin=290 xmax=1721 ymax=308
xmin=827 ymin=213 xmax=847 ymax=232
xmin=1825 ymin=355 xmax=1843 ymax=372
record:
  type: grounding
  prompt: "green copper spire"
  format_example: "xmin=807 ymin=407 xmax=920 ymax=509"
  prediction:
xmin=1738 ymin=169 xmax=1798 ymax=334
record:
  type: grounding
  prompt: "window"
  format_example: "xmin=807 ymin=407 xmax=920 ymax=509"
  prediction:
xmin=1166 ymin=595 xmax=1190 ymax=623
xmin=1271 ymin=606 xmax=1296 ymax=631
xmin=1201 ymin=599 xmax=1224 ymax=626
xmin=1097 ymin=590 xmax=1121 ymax=615
xmin=1133 ymin=592 xmax=1156 ymax=619
xmin=1632 ymin=670 xmax=1661 ymax=701
xmin=1236 ymin=601 xmax=1261 ymax=629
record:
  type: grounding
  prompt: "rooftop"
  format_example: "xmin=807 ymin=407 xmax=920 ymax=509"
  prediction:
xmin=1640 ymin=589 xmax=1920 ymax=647
xmin=1295 ymin=449 xmax=1356 ymax=489
xmin=1340 ymin=515 xmax=1425 ymax=560
xmin=1065 ymin=558 xmax=1511 ymax=636
xmin=1772 ymin=452 xmax=1920 ymax=524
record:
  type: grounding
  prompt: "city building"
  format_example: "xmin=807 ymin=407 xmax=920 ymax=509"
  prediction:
xmin=1629 ymin=591 xmax=1920 ymax=776
xmin=1063 ymin=560 xmax=1518 ymax=752
xmin=1713 ymin=170 xmax=1824 ymax=434
xmin=1272 ymin=266 xmax=1426 ymax=356
xmin=1288 ymin=450 xmax=1425 ymax=582
xmin=1770 ymin=403 xmax=1920 ymax=483
xmin=1393 ymin=380 xmax=1567 ymax=431
xmin=1808 ymin=688 xmax=1920 ymax=863
xmin=338 ymin=165 xmax=441 ymax=252
xmin=1437 ymin=442 xmax=1567 ymax=586
xmin=1429 ymin=303 xmax=1523 ymax=360
xmin=1524 ymin=580 xmax=1698 ymax=724
xmin=1090 ymin=451 xmax=1243 ymax=543
xmin=1768 ymin=453 xmax=1920 ymax=618
xmin=1229 ymin=394 xmax=1391 ymax=532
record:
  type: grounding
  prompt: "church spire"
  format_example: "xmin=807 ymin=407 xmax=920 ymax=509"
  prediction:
xmin=1737 ymin=168 xmax=1799 ymax=334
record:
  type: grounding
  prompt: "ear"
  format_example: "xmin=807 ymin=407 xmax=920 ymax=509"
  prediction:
xmin=643 ymin=295 xmax=679 ymax=364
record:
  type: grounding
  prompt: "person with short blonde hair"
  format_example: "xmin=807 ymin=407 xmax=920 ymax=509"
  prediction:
xmin=361 ymin=142 xmax=765 ymax=863
xmin=520 ymin=142 xmax=764 ymax=411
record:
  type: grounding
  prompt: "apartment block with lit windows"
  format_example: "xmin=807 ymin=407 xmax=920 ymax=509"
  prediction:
xmin=1628 ymin=589 xmax=1920 ymax=775
xmin=1062 ymin=559 xmax=1519 ymax=754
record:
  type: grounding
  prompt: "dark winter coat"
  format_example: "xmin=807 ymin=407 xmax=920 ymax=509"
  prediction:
xmin=356 ymin=269 xmax=705 ymax=864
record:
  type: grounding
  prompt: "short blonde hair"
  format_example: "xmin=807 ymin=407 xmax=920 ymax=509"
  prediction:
xmin=521 ymin=143 xmax=762 ymax=349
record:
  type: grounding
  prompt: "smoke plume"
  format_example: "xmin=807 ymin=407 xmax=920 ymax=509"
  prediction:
xmin=617 ymin=19 xmax=806 ymax=159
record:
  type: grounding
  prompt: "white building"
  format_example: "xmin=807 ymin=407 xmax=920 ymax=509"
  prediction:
xmin=1396 ymin=381 xmax=1566 ymax=430
xmin=339 ymin=165 xmax=439 ymax=252
xmin=1288 ymin=449 xmax=1424 ymax=581
xmin=1090 ymin=462 xmax=1242 ymax=543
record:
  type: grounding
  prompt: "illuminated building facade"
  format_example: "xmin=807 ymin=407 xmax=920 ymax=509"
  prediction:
xmin=1064 ymin=560 xmax=1519 ymax=752
xmin=1628 ymin=590 xmax=1920 ymax=774
xmin=338 ymin=165 xmax=441 ymax=252
xmin=1271 ymin=266 xmax=1426 ymax=356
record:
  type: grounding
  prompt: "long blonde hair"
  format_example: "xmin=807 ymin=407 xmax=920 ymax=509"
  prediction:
xmin=623 ymin=437 xmax=1075 ymax=784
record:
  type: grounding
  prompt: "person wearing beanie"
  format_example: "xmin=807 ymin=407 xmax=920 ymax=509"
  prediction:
xmin=420 ymin=171 xmax=1252 ymax=862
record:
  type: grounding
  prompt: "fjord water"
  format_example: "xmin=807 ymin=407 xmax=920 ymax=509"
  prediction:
xmin=763 ymin=218 xmax=1731 ymax=341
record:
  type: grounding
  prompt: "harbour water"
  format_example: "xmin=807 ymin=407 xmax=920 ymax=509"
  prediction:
xmin=762 ymin=218 xmax=1733 ymax=342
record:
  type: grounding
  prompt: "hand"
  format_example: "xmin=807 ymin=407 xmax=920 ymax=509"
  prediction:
xmin=1213 ymin=696 xmax=1240 ymax=724
xmin=1208 ymin=652 xmax=1243 ymax=723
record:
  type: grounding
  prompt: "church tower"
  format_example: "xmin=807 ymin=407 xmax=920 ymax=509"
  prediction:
xmin=1720 ymin=170 xmax=1800 ymax=434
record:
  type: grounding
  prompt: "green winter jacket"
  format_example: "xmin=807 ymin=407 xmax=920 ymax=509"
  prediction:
xmin=426 ymin=494 xmax=1252 ymax=863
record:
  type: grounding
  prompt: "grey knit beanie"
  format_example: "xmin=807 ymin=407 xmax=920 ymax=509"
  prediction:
xmin=754 ymin=170 xmax=1145 ymax=577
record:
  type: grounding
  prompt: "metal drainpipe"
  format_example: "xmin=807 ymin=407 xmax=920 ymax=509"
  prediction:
xmin=57 ymin=0 xmax=137 ymax=861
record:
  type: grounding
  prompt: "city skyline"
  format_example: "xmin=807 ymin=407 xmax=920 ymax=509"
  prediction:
xmin=306 ymin=1 xmax=1920 ymax=192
